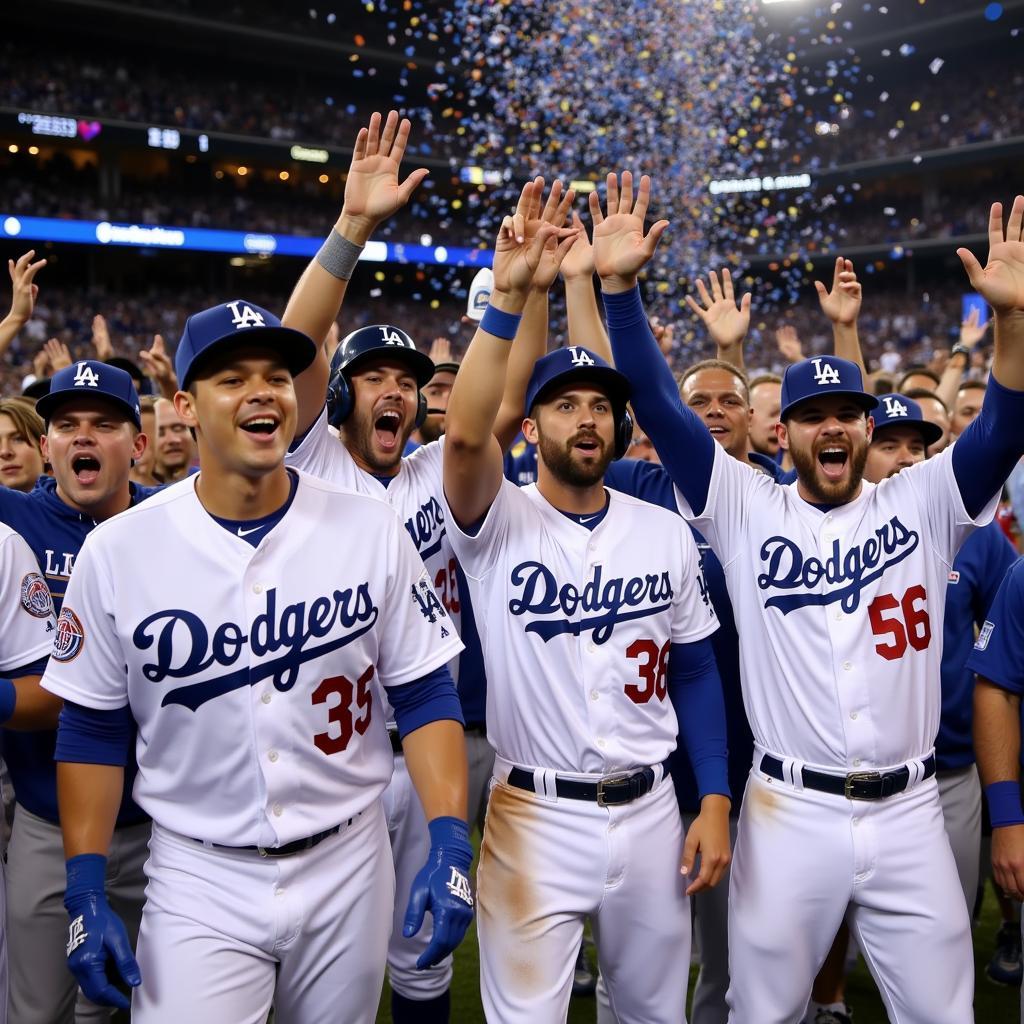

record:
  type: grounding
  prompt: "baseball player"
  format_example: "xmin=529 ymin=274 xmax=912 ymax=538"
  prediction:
xmin=0 ymin=359 xmax=158 ymax=1024
xmin=0 ymin=523 xmax=59 ymax=1024
xmin=40 ymin=299 xmax=473 ymax=1022
xmin=967 ymin=556 xmax=1024 ymax=1023
xmin=441 ymin=184 xmax=730 ymax=1024
xmin=601 ymin=180 xmax=1024 ymax=1022
xmin=280 ymin=160 xmax=568 ymax=1023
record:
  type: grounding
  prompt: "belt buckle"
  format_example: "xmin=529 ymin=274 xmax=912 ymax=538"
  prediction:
xmin=596 ymin=771 xmax=634 ymax=807
xmin=844 ymin=770 xmax=882 ymax=800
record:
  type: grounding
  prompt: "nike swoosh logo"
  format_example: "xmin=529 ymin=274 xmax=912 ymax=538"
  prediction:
xmin=579 ymin=515 xmax=598 ymax=524
xmin=238 ymin=525 xmax=267 ymax=538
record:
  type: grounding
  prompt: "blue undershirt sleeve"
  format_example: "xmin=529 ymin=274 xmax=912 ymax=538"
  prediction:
xmin=384 ymin=666 xmax=465 ymax=739
xmin=951 ymin=375 xmax=1024 ymax=520
xmin=603 ymin=287 xmax=716 ymax=515
xmin=54 ymin=701 xmax=133 ymax=767
xmin=668 ymin=638 xmax=730 ymax=801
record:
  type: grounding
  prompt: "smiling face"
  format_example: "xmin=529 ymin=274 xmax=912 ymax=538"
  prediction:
xmin=525 ymin=384 xmax=617 ymax=487
xmin=342 ymin=358 xmax=422 ymax=475
xmin=154 ymin=398 xmax=197 ymax=482
xmin=779 ymin=395 xmax=872 ymax=504
xmin=40 ymin=398 xmax=146 ymax=520
xmin=864 ymin=425 xmax=927 ymax=483
xmin=681 ymin=367 xmax=750 ymax=459
xmin=175 ymin=350 xmax=296 ymax=480
xmin=0 ymin=411 xmax=44 ymax=493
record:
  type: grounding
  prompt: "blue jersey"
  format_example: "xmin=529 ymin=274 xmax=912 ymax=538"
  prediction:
xmin=0 ymin=476 xmax=159 ymax=825
xmin=966 ymin=556 xmax=1024 ymax=765
xmin=937 ymin=521 xmax=1017 ymax=771
xmin=503 ymin=435 xmax=537 ymax=486
xmin=605 ymin=459 xmax=754 ymax=812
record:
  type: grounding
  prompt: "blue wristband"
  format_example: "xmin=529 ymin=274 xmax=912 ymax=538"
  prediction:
xmin=0 ymin=677 xmax=15 ymax=725
xmin=65 ymin=853 xmax=108 ymax=908
xmin=479 ymin=305 xmax=522 ymax=341
xmin=986 ymin=780 xmax=1024 ymax=829
xmin=428 ymin=816 xmax=473 ymax=869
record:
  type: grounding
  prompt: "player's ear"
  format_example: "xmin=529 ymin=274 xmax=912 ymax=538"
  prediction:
xmin=131 ymin=427 xmax=148 ymax=463
xmin=522 ymin=416 xmax=538 ymax=445
xmin=173 ymin=389 xmax=199 ymax=431
xmin=776 ymin=419 xmax=789 ymax=452
xmin=865 ymin=413 xmax=874 ymax=444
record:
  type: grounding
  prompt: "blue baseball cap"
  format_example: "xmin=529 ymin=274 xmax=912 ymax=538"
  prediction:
xmin=779 ymin=356 xmax=878 ymax=420
xmin=36 ymin=360 xmax=141 ymax=429
xmin=525 ymin=347 xmax=631 ymax=417
xmin=175 ymin=299 xmax=317 ymax=389
xmin=872 ymin=393 xmax=944 ymax=446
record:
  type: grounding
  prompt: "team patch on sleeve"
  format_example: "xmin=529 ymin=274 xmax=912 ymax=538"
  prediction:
xmin=411 ymin=571 xmax=449 ymax=631
xmin=21 ymin=572 xmax=54 ymax=618
xmin=53 ymin=607 xmax=86 ymax=662
xmin=975 ymin=620 xmax=995 ymax=652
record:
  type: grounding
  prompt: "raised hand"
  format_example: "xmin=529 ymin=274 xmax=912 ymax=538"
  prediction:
xmin=139 ymin=334 xmax=178 ymax=398
xmin=685 ymin=269 xmax=751 ymax=352
xmin=91 ymin=315 xmax=114 ymax=360
xmin=590 ymin=172 xmax=670 ymax=292
xmin=44 ymin=337 xmax=72 ymax=372
xmin=815 ymin=257 xmax=861 ymax=326
xmin=529 ymin=179 xmax=577 ymax=292
xmin=775 ymin=325 xmax=804 ymax=363
xmin=339 ymin=110 xmax=430 ymax=244
xmin=428 ymin=336 xmax=452 ymax=364
xmin=491 ymin=178 xmax=579 ymax=301
xmin=7 ymin=250 xmax=47 ymax=325
xmin=560 ymin=211 xmax=596 ymax=282
xmin=650 ymin=316 xmax=675 ymax=357
xmin=958 ymin=197 xmax=1024 ymax=316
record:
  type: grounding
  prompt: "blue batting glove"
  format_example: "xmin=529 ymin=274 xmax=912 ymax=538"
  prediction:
xmin=403 ymin=816 xmax=475 ymax=969
xmin=64 ymin=854 xmax=141 ymax=1010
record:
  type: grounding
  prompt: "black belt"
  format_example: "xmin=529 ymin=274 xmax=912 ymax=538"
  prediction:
xmin=197 ymin=822 xmax=346 ymax=858
xmin=464 ymin=722 xmax=487 ymax=737
xmin=506 ymin=762 xmax=669 ymax=807
xmin=759 ymin=753 xmax=936 ymax=801
xmin=389 ymin=728 xmax=403 ymax=754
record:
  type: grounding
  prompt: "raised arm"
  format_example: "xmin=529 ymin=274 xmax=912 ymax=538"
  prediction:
xmin=952 ymin=196 xmax=1024 ymax=516
xmin=815 ymin=257 xmax=866 ymax=378
xmin=936 ymin=306 xmax=989 ymax=412
xmin=494 ymin=179 xmax=577 ymax=449
xmin=1 ymin=251 xmax=46 ymax=358
xmin=444 ymin=180 xmax=578 ymax=526
xmin=684 ymin=268 xmax=751 ymax=370
xmin=282 ymin=111 xmax=429 ymax=436
xmin=561 ymin=210 xmax=613 ymax=363
xmin=592 ymin=172 xmax=717 ymax=514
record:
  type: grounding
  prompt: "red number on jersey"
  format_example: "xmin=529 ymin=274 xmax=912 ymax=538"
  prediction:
xmin=433 ymin=558 xmax=461 ymax=614
xmin=624 ymin=639 xmax=671 ymax=704
xmin=867 ymin=585 xmax=931 ymax=661
xmin=311 ymin=664 xmax=375 ymax=755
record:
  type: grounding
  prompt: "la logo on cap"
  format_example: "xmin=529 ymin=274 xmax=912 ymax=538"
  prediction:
xmin=73 ymin=363 xmax=100 ymax=389
xmin=811 ymin=358 xmax=841 ymax=386
xmin=569 ymin=347 xmax=595 ymax=367
xmin=226 ymin=301 xmax=266 ymax=330
xmin=883 ymin=396 xmax=909 ymax=417
xmin=378 ymin=326 xmax=408 ymax=347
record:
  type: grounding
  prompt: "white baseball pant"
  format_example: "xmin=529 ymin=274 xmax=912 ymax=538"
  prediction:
xmin=936 ymin=764 xmax=982 ymax=918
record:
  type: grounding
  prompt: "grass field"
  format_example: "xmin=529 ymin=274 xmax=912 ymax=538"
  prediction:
xmin=376 ymin=873 xmax=1020 ymax=1023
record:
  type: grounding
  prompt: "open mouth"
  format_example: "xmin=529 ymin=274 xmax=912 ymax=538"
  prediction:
xmin=573 ymin=434 xmax=603 ymax=456
xmin=817 ymin=445 xmax=849 ymax=482
xmin=240 ymin=416 xmax=279 ymax=441
xmin=71 ymin=453 xmax=101 ymax=485
xmin=374 ymin=409 xmax=402 ymax=452
xmin=708 ymin=425 xmax=730 ymax=437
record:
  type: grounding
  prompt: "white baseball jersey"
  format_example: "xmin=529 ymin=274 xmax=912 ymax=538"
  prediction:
xmin=287 ymin=410 xmax=463 ymax=647
xmin=443 ymin=481 xmax=718 ymax=773
xmin=40 ymin=472 xmax=463 ymax=848
xmin=0 ymin=522 xmax=56 ymax=670
xmin=676 ymin=442 xmax=996 ymax=769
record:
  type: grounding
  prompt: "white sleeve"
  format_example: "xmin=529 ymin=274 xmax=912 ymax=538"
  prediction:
xmin=285 ymin=407 xmax=338 ymax=479
xmin=671 ymin=523 xmax=720 ymax=645
xmin=376 ymin=513 xmax=465 ymax=688
xmin=0 ymin=529 xmax=56 ymax=671
xmin=441 ymin=477 xmax=516 ymax=581
xmin=901 ymin=442 xmax=998 ymax=566
xmin=40 ymin=537 xmax=127 ymax=710
xmin=673 ymin=443 xmax=769 ymax=567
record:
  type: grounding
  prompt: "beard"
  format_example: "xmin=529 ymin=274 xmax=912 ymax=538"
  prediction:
xmin=790 ymin=435 xmax=868 ymax=504
xmin=538 ymin=429 xmax=614 ymax=487
xmin=417 ymin=414 xmax=444 ymax=445
xmin=343 ymin=408 xmax=413 ymax=474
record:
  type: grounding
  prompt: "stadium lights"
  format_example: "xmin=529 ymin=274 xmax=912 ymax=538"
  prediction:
xmin=237 ymin=166 xmax=248 ymax=176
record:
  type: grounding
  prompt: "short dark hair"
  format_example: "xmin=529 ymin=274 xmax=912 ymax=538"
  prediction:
xmin=903 ymin=387 xmax=949 ymax=415
xmin=957 ymin=379 xmax=987 ymax=395
xmin=871 ymin=375 xmax=895 ymax=396
xmin=678 ymin=359 xmax=750 ymax=402
xmin=896 ymin=365 xmax=940 ymax=391
xmin=748 ymin=373 xmax=782 ymax=394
